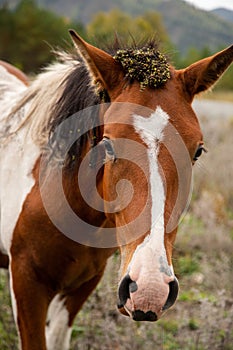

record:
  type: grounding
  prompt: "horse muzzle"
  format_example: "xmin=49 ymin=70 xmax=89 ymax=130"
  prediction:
xmin=117 ymin=273 xmax=179 ymax=321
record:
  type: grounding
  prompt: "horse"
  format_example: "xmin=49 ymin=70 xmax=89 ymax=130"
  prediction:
xmin=0 ymin=30 xmax=232 ymax=350
xmin=0 ymin=60 xmax=29 ymax=86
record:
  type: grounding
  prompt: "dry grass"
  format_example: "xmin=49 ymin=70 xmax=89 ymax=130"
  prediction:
xmin=193 ymin=113 xmax=233 ymax=210
xmin=200 ymin=90 xmax=233 ymax=102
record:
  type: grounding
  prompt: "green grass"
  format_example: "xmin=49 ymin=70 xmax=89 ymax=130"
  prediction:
xmin=179 ymin=290 xmax=217 ymax=303
xmin=188 ymin=318 xmax=199 ymax=331
xmin=0 ymin=271 xmax=17 ymax=350
xmin=175 ymin=255 xmax=200 ymax=276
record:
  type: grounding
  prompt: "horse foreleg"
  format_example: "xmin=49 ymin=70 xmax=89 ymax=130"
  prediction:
xmin=45 ymin=294 xmax=72 ymax=350
xmin=10 ymin=259 xmax=51 ymax=350
xmin=46 ymin=271 xmax=105 ymax=350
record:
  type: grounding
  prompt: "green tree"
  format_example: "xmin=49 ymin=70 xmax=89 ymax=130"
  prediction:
xmin=87 ymin=9 xmax=133 ymax=44
xmin=173 ymin=45 xmax=233 ymax=90
xmin=0 ymin=3 xmax=15 ymax=60
xmin=0 ymin=0 xmax=86 ymax=73
xmin=214 ymin=64 xmax=233 ymax=91
xmin=137 ymin=11 xmax=169 ymax=44
xmin=87 ymin=8 xmax=171 ymax=50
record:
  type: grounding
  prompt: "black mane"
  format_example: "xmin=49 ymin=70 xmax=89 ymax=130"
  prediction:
xmin=51 ymin=63 xmax=100 ymax=130
xmin=49 ymin=61 xmax=104 ymax=167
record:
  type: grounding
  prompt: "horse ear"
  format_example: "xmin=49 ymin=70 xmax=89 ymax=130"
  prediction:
xmin=179 ymin=45 xmax=233 ymax=100
xmin=69 ymin=29 xmax=121 ymax=92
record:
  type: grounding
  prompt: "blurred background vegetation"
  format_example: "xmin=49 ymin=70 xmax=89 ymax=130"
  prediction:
xmin=0 ymin=0 xmax=233 ymax=90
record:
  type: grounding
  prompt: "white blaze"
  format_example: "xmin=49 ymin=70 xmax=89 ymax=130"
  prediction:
xmin=130 ymin=106 xmax=172 ymax=272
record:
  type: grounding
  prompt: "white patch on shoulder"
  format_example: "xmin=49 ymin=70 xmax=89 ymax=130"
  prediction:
xmin=131 ymin=106 xmax=171 ymax=270
xmin=0 ymin=124 xmax=40 ymax=252
xmin=0 ymin=67 xmax=40 ymax=253
xmin=46 ymin=294 xmax=72 ymax=350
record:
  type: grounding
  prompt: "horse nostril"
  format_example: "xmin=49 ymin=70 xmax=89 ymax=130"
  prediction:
xmin=163 ymin=276 xmax=179 ymax=311
xmin=129 ymin=280 xmax=138 ymax=293
xmin=132 ymin=310 xmax=158 ymax=322
xmin=117 ymin=274 xmax=138 ymax=308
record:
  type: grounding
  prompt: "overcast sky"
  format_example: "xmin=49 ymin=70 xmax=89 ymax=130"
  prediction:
xmin=184 ymin=0 xmax=233 ymax=10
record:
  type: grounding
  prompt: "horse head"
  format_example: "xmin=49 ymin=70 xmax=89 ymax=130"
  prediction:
xmin=70 ymin=30 xmax=233 ymax=321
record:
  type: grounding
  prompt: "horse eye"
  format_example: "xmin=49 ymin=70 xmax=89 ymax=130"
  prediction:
xmin=102 ymin=137 xmax=116 ymax=162
xmin=193 ymin=144 xmax=207 ymax=161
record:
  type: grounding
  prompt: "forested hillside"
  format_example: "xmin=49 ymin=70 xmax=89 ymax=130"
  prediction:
xmin=33 ymin=0 xmax=233 ymax=54
xmin=1 ymin=0 xmax=233 ymax=89
xmin=211 ymin=8 xmax=233 ymax=23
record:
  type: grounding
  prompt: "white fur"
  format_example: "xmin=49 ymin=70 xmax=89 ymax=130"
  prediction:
xmin=0 ymin=66 xmax=27 ymax=140
xmin=0 ymin=67 xmax=35 ymax=253
xmin=131 ymin=106 xmax=172 ymax=272
xmin=0 ymin=60 xmax=76 ymax=253
xmin=0 ymin=117 xmax=40 ymax=252
xmin=46 ymin=295 xmax=72 ymax=350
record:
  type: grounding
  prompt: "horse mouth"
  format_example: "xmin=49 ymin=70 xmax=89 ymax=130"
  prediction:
xmin=117 ymin=275 xmax=179 ymax=321
xmin=117 ymin=304 xmax=158 ymax=322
